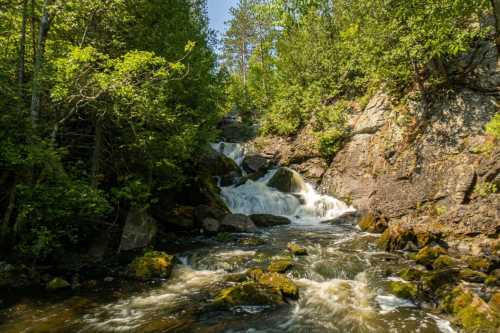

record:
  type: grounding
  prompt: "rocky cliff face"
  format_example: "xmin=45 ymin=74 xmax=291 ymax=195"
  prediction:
xmin=255 ymin=42 xmax=499 ymax=256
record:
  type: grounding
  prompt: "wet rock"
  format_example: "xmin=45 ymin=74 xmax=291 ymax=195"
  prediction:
xmin=197 ymin=175 xmax=231 ymax=212
xmin=202 ymin=218 xmax=220 ymax=233
xmin=242 ymin=154 xmax=272 ymax=174
xmin=198 ymin=145 xmax=241 ymax=177
xmin=287 ymin=243 xmax=308 ymax=256
xmin=119 ymin=208 xmax=157 ymax=252
xmin=389 ymin=281 xmax=418 ymax=300
xmin=398 ymin=268 xmax=423 ymax=281
xmin=257 ymin=272 xmax=299 ymax=299
xmin=442 ymin=285 xmax=500 ymax=332
xmin=358 ymin=214 xmax=387 ymax=233
xmin=421 ymin=269 xmax=458 ymax=292
xmin=249 ymin=214 xmax=291 ymax=227
xmin=47 ymin=277 xmax=71 ymax=290
xmin=415 ymin=246 xmax=447 ymax=267
xmin=239 ymin=237 xmax=266 ymax=246
xmin=221 ymin=214 xmax=257 ymax=233
xmin=214 ymin=281 xmax=283 ymax=307
xmin=165 ymin=205 xmax=196 ymax=230
xmin=194 ymin=204 xmax=227 ymax=224
xmin=267 ymin=168 xmax=306 ymax=193
xmin=464 ymin=256 xmax=493 ymax=273
xmin=247 ymin=267 xmax=265 ymax=281
xmin=128 ymin=251 xmax=174 ymax=281
xmin=323 ymin=211 xmax=358 ymax=224
xmin=433 ymin=255 xmax=459 ymax=269
xmin=459 ymin=269 xmax=488 ymax=283
xmin=489 ymin=292 xmax=500 ymax=312
xmin=378 ymin=226 xmax=417 ymax=251
xmin=268 ymin=259 xmax=293 ymax=273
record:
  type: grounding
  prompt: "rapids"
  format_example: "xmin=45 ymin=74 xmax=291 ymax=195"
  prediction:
xmin=0 ymin=143 xmax=457 ymax=333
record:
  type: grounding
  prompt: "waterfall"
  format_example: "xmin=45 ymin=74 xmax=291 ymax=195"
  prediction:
xmin=215 ymin=143 xmax=355 ymax=223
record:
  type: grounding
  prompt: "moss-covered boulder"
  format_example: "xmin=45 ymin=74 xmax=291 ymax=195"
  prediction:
xmin=287 ymin=243 xmax=308 ymax=256
xmin=389 ymin=281 xmax=418 ymax=300
xmin=46 ymin=277 xmax=71 ymax=290
xmin=464 ymin=256 xmax=492 ymax=273
xmin=214 ymin=281 xmax=284 ymax=307
xmin=268 ymin=259 xmax=293 ymax=273
xmin=432 ymin=255 xmax=458 ymax=269
xmin=129 ymin=251 xmax=174 ymax=281
xmin=414 ymin=230 xmax=441 ymax=249
xmin=250 ymin=214 xmax=291 ymax=227
xmin=415 ymin=246 xmax=447 ymax=267
xmin=442 ymin=286 xmax=500 ymax=333
xmin=489 ymin=292 xmax=500 ymax=312
xmin=358 ymin=214 xmax=387 ymax=233
xmin=247 ymin=267 xmax=265 ymax=281
xmin=421 ymin=268 xmax=458 ymax=292
xmin=459 ymin=269 xmax=487 ymax=283
xmin=267 ymin=168 xmax=306 ymax=193
xmin=258 ymin=272 xmax=299 ymax=299
xmin=398 ymin=267 xmax=423 ymax=281
xmin=378 ymin=226 xmax=417 ymax=251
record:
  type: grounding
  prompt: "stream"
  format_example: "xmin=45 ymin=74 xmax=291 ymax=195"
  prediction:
xmin=0 ymin=143 xmax=457 ymax=333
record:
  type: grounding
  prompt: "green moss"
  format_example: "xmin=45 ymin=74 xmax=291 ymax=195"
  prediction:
xmin=268 ymin=259 xmax=293 ymax=273
xmin=258 ymin=272 xmax=299 ymax=299
xmin=214 ymin=281 xmax=284 ymax=307
xmin=415 ymin=246 xmax=447 ymax=267
xmin=398 ymin=268 xmax=423 ymax=281
xmin=46 ymin=277 xmax=71 ymax=290
xmin=215 ymin=232 xmax=233 ymax=242
xmin=247 ymin=267 xmax=264 ymax=281
xmin=378 ymin=226 xmax=417 ymax=251
xmin=389 ymin=281 xmax=418 ymax=300
xmin=433 ymin=255 xmax=456 ymax=269
xmin=287 ymin=243 xmax=308 ymax=256
xmin=459 ymin=269 xmax=487 ymax=283
xmin=489 ymin=293 xmax=500 ymax=312
xmin=239 ymin=237 xmax=266 ymax=246
xmin=128 ymin=251 xmax=174 ymax=281
xmin=422 ymin=269 xmax=457 ymax=292
xmin=358 ymin=214 xmax=386 ymax=233
xmin=465 ymin=256 xmax=491 ymax=273
xmin=485 ymin=275 xmax=498 ymax=287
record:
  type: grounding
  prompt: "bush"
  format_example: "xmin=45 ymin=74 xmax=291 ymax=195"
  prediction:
xmin=485 ymin=113 xmax=500 ymax=140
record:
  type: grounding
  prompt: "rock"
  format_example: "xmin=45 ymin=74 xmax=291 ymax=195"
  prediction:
xmin=165 ymin=205 xmax=196 ymax=230
xmin=247 ymin=267 xmax=265 ymax=281
xmin=378 ymin=226 xmax=417 ymax=252
xmin=459 ymin=269 xmax=488 ymax=283
xmin=389 ymin=281 xmax=418 ymax=300
xmin=257 ymin=272 xmax=299 ymax=299
xmin=202 ymin=218 xmax=220 ymax=233
xmin=239 ymin=237 xmax=266 ymax=246
xmin=242 ymin=154 xmax=271 ymax=174
xmin=442 ymin=285 xmax=500 ymax=332
xmin=323 ymin=211 xmax=359 ymax=224
xmin=267 ymin=168 xmax=306 ymax=193
xmin=214 ymin=281 xmax=283 ymax=307
xmin=268 ymin=259 xmax=293 ymax=273
xmin=119 ymin=208 xmax=157 ymax=252
xmin=433 ymin=255 xmax=459 ymax=269
xmin=47 ymin=277 xmax=71 ymax=290
xmin=489 ymin=292 xmax=500 ymax=312
xmin=197 ymin=175 xmax=231 ymax=212
xmin=358 ymin=213 xmax=387 ymax=233
xmin=220 ymin=214 xmax=257 ymax=233
xmin=415 ymin=246 xmax=447 ymax=267
xmin=220 ymin=171 xmax=241 ymax=187
xmin=249 ymin=214 xmax=291 ymax=227
xmin=194 ymin=204 xmax=227 ymax=224
xmin=352 ymin=93 xmax=392 ymax=135
xmin=198 ymin=145 xmax=241 ymax=177
xmin=421 ymin=269 xmax=458 ymax=292
xmin=465 ymin=256 xmax=492 ymax=273
xmin=128 ymin=251 xmax=174 ymax=281
xmin=398 ymin=268 xmax=423 ymax=281
xmin=287 ymin=243 xmax=308 ymax=256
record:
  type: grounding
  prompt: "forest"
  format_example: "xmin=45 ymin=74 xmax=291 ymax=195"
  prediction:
xmin=0 ymin=0 xmax=499 ymax=332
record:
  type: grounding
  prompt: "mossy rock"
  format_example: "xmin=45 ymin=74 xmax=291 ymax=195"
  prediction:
xmin=442 ymin=286 xmax=500 ymax=333
xmin=398 ymin=268 xmax=423 ymax=281
xmin=358 ymin=214 xmax=386 ymax=233
xmin=389 ymin=281 xmax=418 ymax=300
xmin=459 ymin=269 xmax=488 ymax=283
xmin=422 ymin=269 xmax=458 ymax=292
xmin=214 ymin=281 xmax=284 ymax=307
xmin=378 ymin=226 xmax=417 ymax=251
xmin=257 ymin=272 xmax=299 ymax=299
xmin=415 ymin=246 xmax=447 ymax=267
xmin=414 ymin=231 xmax=441 ymax=248
xmin=268 ymin=259 xmax=293 ymax=273
xmin=287 ymin=243 xmax=307 ymax=256
xmin=129 ymin=251 xmax=174 ymax=281
xmin=465 ymin=256 xmax=492 ymax=273
xmin=215 ymin=232 xmax=233 ymax=242
xmin=46 ymin=277 xmax=71 ymax=290
xmin=433 ymin=255 xmax=458 ymax=269
xmin=485 ymin=274 xmax=499 ymax=287
xmin=489 ymin=292 xmax=500 ymax=312
xmin=239 ymin=237 xmax=266 ymax=246
xmin=247 ymin=267 xmax=265 ymax=281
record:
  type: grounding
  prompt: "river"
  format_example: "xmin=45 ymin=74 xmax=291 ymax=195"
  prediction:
xmin=0 ymin=143 xmax=456 ymax=333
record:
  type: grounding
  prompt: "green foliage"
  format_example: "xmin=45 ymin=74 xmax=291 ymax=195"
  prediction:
xmin=485 ymin=113 xmax=500 ymax=140
xmin=474 ymin=182 xmax=498 ymax=198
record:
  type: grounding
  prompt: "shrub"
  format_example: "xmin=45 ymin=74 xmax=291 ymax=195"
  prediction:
xmin=485 ymin=113 xmax=500 ymax=140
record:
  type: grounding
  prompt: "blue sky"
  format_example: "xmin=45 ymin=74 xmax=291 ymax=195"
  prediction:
xmin=207 ymin=0 xmax=239 ymax=35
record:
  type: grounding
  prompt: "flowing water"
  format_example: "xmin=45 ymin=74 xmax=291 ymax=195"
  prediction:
xmin=0 ymin=143 xmax=457 ymax=333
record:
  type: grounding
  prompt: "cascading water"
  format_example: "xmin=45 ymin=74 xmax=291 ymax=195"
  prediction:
xmin=0 ymin=142 xmax=457 ymax=333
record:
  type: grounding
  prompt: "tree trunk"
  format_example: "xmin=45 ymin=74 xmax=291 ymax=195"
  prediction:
xmin=30 ymin=0 xmax=37 ymax=64
xmin=18 ymin=0 xmax=28 ymax=106
xmin=1 ymin=176 xmax=17 ymax=241
xmin=492 ymin=0 xmax=500 ymax=54
xmin=30 ymin=0 xmax=53 ymax=129
xmin=91 ymin=116 xmax=103 ymax=188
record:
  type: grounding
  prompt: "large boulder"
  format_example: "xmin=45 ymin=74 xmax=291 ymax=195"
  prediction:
xmin=267 ymin=167 xmax=306 ymax=193
xmin=194 ymin=204 xmax=227 ymax=224
xmin=202 ymin=218 xmax=221 ymax=233
xmin=198 ymin=146 xmax=241 ymax=178
xmin=221 ymin=214 xmax=257 ymax=233
xmin=242 ymin=154 xmax=272 ymax=174
xmin=213 ymin=281 xmax=283 ymax=307
xmin=119 ymin=208 xmax=157 ymax=252
xmin=128 ymin=251 xmax=174 ymax=281
xmin=249 ymin=214 xmax=291 ymax=227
